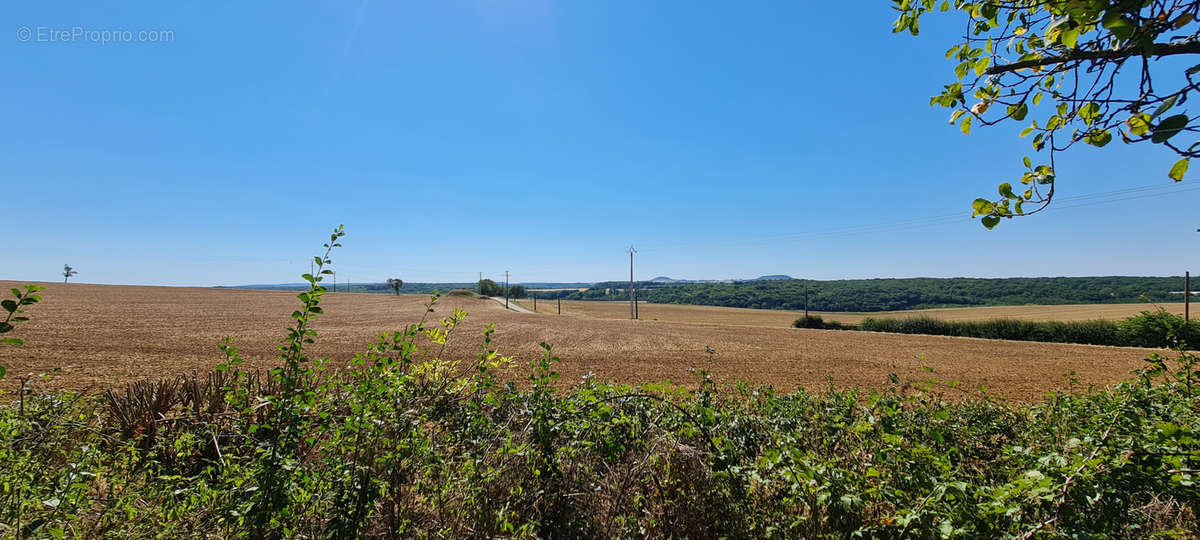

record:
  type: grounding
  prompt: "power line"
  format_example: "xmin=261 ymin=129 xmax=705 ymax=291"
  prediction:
xmin=627 ymin=246 xmax=638 ymax=320
xmin=637 ymin=181 xmax=1200 ymax=252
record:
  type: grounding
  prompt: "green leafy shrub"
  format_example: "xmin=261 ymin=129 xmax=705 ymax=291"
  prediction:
xmin=792 ymin=315 xmax=849 ymax=330
xmin=3 ymin=231 xmax=1198 ymax=538
xmin=858 ymin=314 xmax=1192 ymax=349
xmin=0 ymin=284 xmax=44 ymax=379
xmin=1118 ymin=309 xmax=1200 ymax=349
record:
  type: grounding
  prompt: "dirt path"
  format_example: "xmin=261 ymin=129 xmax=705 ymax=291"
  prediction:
xmin=489 ymin=297 xmax=537 ymax=314
xmin=488 ymin=296 xmax=536 ymax=314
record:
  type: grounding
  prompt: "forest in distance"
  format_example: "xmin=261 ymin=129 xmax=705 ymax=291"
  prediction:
xmin=554 ymin=276 xmax=1195 ymax=312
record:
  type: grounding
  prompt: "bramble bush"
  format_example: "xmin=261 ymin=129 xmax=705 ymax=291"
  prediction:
xmin=3 ymin=230 xmax=1198 ymax=538
xmin=806 ymin=310 xmax=1199 ymax=350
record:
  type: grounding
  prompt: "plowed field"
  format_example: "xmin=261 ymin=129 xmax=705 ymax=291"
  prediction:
xmin=513 ymin=298 xmax=1190 ymax=326
xmin=0 ymin=282 xmax=1167 ymax=401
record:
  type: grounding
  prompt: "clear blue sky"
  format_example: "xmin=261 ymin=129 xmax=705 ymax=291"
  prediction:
xmin=4 ymin=2 xmax=1197 ymax=286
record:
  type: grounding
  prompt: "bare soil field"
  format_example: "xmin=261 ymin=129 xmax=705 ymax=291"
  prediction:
xmin=0 ymin=281 xmax=1169 ymax=401
xmin=514 ymin=298 xmax=1190 ymax=326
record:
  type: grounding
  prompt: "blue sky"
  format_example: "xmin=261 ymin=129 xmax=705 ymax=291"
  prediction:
xmin=3 ymin=2 xmax=1197 ymax=286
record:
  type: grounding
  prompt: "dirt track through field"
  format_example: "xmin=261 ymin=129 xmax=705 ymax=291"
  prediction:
xmin=0 ymin=282 xmax=1167 ymax=401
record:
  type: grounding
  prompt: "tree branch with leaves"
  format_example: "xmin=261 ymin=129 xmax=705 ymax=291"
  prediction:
xmin=894 ymin=0 xmax=1200 ymax=227
xmin=1 ymin=285 xmax=45 ymax=379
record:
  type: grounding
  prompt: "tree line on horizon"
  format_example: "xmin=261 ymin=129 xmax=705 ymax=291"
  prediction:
xmin=554 ymin=276 xmax=1191 ymax=312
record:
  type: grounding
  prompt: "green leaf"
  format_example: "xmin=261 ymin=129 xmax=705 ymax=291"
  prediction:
xmin=1128 ymin=114 xmax=1152 ymax=136
xmin=973 ymin=57 xmax=990 ymax=76
xmin=1152 ymin=95 xmax=1178 ymax=119
xmin=1169 ymin=158 xmax=1189 ymax=181
xmin=954 ymin=61 xmax=970 ymax=80
xmin=998 ymin=183 xmax=1016 ymax=198
xmin=1008 ymin=103 xmax=1028 ymax=121
xmin=981 ymin=215 xmax=1001 ymax=229
xmin=1084 ymin=130 xmax=1112 ymax=147
xmin=971 ymin=198 xmax=994 ymax=216
xmin=1078 ymin=103 xmax=1101 ymax=126
xmin=1022 ymin=156 xmax=1032 ymax=168
xmin=961 ymin=116 xmax=972 ymax=135
xmin=1101 ymin=11 xmax=1135 ymax=40
xmin=1152 ymin=115 xmax=1189 ymax=143
xmin=1061 ymin=28 xmax=1079 ymax=48
xmin=1 ymin=300 xmax=15 ymax=314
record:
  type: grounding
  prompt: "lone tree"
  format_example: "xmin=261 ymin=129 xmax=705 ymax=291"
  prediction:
xmin=894 ymin=1 xmax=1200 ymax=227
xmin=386 ymin=278 xmax=403 ymax=295
xmin=63 ymin=264 xmax=78 ymax=283
xmin=478 ymin=278 xmax=502 ymax=296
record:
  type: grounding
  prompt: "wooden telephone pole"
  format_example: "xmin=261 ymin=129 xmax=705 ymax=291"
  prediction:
xmin=804 ymin=283 xmax=809 ymax=319
xmin=627 ymin=247 xmax=637 ymax=320
xmin=505 ymin=270 xmax=510 ymax=309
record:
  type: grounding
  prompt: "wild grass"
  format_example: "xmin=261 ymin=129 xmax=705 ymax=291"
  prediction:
xmin=4 ymin=326 xmax=1199 ymax=538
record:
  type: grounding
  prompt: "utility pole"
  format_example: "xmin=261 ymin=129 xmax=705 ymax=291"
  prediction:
xmin=804 ymin=283 xmax=809 ymax=319
xmin=1187 ymin=271 xmax=1191 ymax=322
xmin=628 ymin=246 xmax=637 ymax=320
xmin=479 ymin=271 xmax=482 ymax=294
xmin=533 ymin=291 xmax=537 ymax=312
xmin=505 ymin=270 xmax=510 ymax=310
xmin=558 ymin=297 xmax=561 ymax=315
xmin=332 ymin=271 xmax=336 ymax=292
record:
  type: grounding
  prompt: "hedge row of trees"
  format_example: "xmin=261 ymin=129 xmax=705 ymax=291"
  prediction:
xmin=564 ymin=277 xmax=1189 ymax=312
xmin=794 ymin=310 xmax=1200 ymax=350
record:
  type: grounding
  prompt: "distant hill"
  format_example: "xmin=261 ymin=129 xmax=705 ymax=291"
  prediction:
xmin=650 ymin=276 xmax=677 ymax=283
xmin=750 ymin=275 xmax=793 ymax=281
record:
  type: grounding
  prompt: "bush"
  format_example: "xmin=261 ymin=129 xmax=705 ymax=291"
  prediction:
xmin=858 ymin=313 xmax=1196 ymax=348
xmin=793 ymin=315 xmax=850 ymax=330
xmin=1118 ymin=309 xmax=1200 ymax=349
xmin=447 ymin=289 xmax=478 ymax=297
xmin=478 ymin=278 xmax=503 ymax=296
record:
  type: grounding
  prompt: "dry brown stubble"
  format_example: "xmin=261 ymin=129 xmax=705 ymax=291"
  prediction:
xmin=0 ymin=281 xmax=1165 ymax=401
